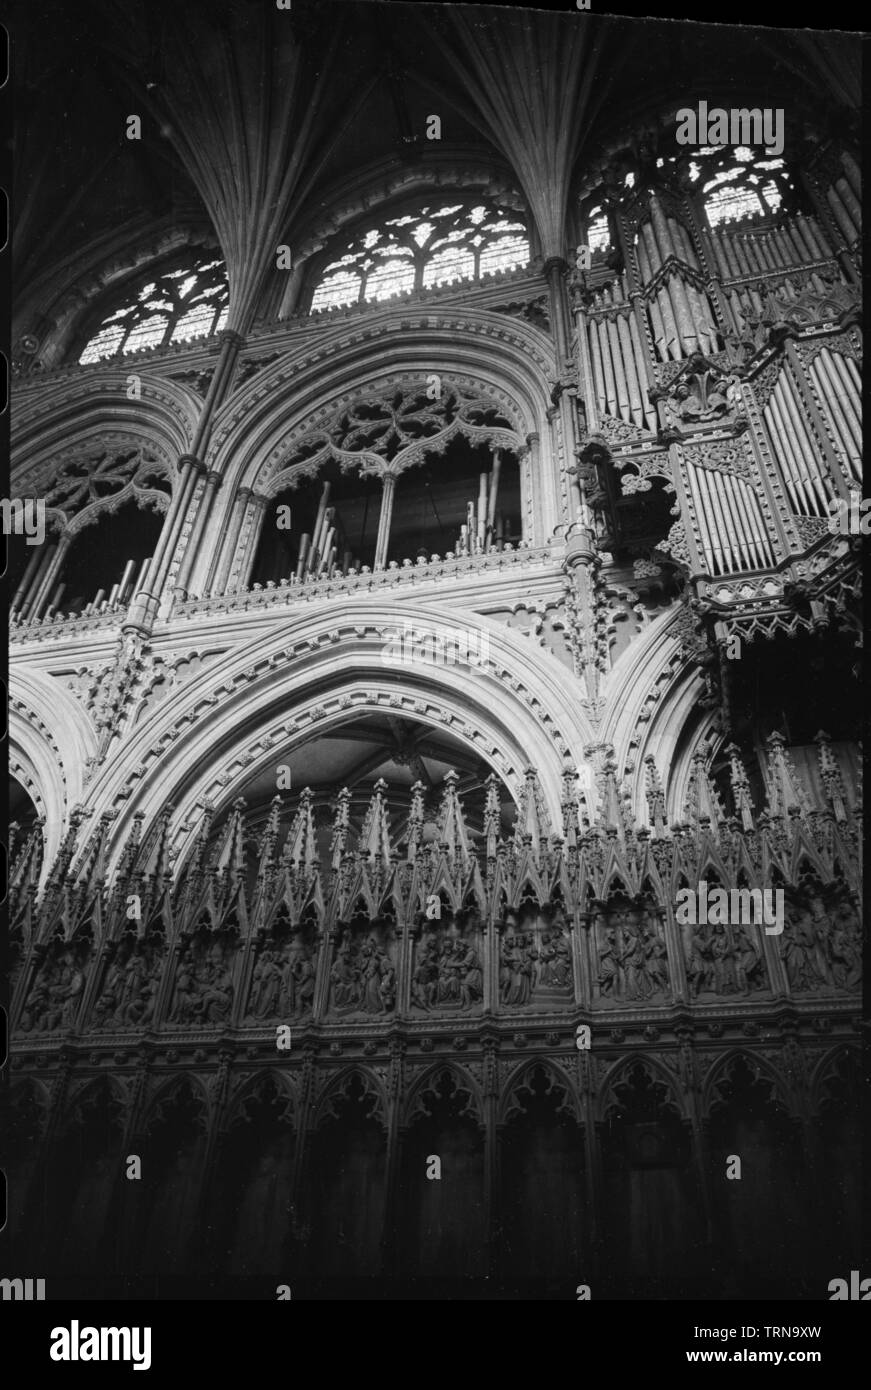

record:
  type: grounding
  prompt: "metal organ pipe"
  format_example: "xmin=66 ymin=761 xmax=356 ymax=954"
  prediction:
xmin=628 ymin=315 xmax=655 ymax=430
xmin=617 ymin=314 xmax=643 ymax=426
xmin=772 ymin=380 xmax=828 ymax=514
xmin=814 ymin=350 xmax=863 ymax=477
xmin=764 ymin=390 xmax=810 ymax=515
xmin=607 ymin=316 xmax=631 ymax=422
xmin=657 ymin=283 xmax=681 ymax=361
xmin=649 ymin=197 xmax=678 ymax=262
xmin=809 ymin=356 xmax=855 ymax=477
xmin=769 ymin=386 xmax=818 ymax=514
xmin=588 ymin=317 xmax=607 ymax=417
xmin=646 ymin=289 xmax=668 ymax=363
xmin=786 ymin=223 xmax=809 ymax=264
xmin=11 ymin=545 xmax=43 ymax=611
xmin=778 ymin=377 xmax=833 ymax=513
xmin=833 ymin=178 xmax=861 ymax=237
xmin=721 ymin=230 xmax=742 ymax=278
xmin=731 ymin=475 xmax=769 ymax=570
xmin=710 ymin=231 xmax=731 ymax=279
xmin=704 ymin=465 xmax=736 ymax=572
xmin=820 ymin=349 xmax=862 ymax=451
xmin=839 ymin=150 xmax=861 ymax=200
xmin=641 ymin=217 xmax=664 ymax=274
xmin=719 ymin=472 xmax=753 ymax=571
xmin=667 ymin=270 xmax=699 ymax=357
xmin=827 ymin=185 xmax=857 ymax=244
xmin=807 ymin=216 xmax=831 ymax=259
xmin=695 ymin=467 xmax=726 ymax=573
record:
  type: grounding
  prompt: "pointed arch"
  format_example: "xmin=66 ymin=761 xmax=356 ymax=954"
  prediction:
xmin=499 ymin=1057 xmax=582 ymax=1125
xmin=403 ymin=1060 xmax=485 ymax=1131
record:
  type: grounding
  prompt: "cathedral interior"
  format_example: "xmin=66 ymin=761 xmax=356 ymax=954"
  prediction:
xmin=3 ymin=0 xmax=863 ymax=1299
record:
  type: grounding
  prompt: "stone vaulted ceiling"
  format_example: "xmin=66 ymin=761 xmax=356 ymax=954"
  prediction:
xmin=12 ymin=0 xmax=859 ymax=333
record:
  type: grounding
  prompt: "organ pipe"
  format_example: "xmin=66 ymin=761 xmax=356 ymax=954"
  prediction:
xmin=11 ymin=544 xmax=43 ymax=610
xmin=767 ymin=387 xmax=815 ymax=515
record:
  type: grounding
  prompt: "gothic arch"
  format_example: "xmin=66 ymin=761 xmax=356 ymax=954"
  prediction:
xmin=61 ymin=1072 xmax=129 ymax=1130
xmin=596 ymin=1053 xmax=686 ymax=1124
xmin=200 ymin=311 xmax=561 ymax=580
xmin=312 ymin=1066 xmax=388 ymax=1132
xmin=498 ymin=1057 xmax=582 ymax=1126
xmin=402 ymin=1061 xmax=485 ymax=1131
xmin=8 ymin=670 xmax=96 ymax=877
xmin=84 ymin=601 xmax=593 ymax=876
xmin=290 ymin=157 xmax=526 ymax=262
xmin=810 ymin=1045 xmax=862 ymax=1114
xmin=224 ymin=1069 xmax=297 ymax=1131
xmin=15 ymin=219 xmax=219 ymax=370
xmin=141 ymin=1073 xmax=212 ymax=1134
xmin=605 ymin=605 xmax=721 ymax=825
xmin=11 ymin=372 xmax=200 ymax=481
xmin=701 ymin=1049 xmax=792 ymax=1120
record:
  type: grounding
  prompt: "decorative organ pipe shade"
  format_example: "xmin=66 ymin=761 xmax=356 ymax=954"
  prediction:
xmin=763 ymin=371 xmax=834 ymax=517
xmin=684 ymin=463 xmax=776 ymax=575
xmin=807 ymin=350 xmax=863 ymax=487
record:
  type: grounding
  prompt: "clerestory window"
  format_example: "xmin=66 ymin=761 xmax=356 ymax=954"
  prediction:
xmin=78 ymin=256 xmax=230 ymax=364
xmin=687 ymin=146 xmax=791 ymax=228
xmin=310 ymin=201 xmax=530 ymax=312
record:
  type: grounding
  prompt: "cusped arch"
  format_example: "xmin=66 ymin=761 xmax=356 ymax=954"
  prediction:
xmin=224 ymin=1068 xmax=297 ymax=1131
xmin=498 ymin=1057 xmax=583 ymax=1126
xmin=141 ymin=1073 xmax=212 ymax=1134
xmin=61 ymin=1072 xmax=130 ymax=1130
xmin=810 ymin=1045 xmax=861 ymax=1113
xmin=402 ymin=1061 xmax=485 ymax=1131
xmin=596 ymin=1052 xmax=686 ymax=1124
xmin=211 ymin=317 xmax=552 ymax=479
xmin=701 ymin=1048 xmax=792 ymax=1120
xmin=311 ymin=1066 xmax=389 ymax=1132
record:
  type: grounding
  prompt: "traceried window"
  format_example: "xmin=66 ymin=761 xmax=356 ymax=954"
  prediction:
xmin=581 ymin=203 xmax=612 ymax=257
xmin=78 ymin=257 xmax=229 ymax=364
xmin=646 ymin=147 xmax=791 ymax=229
xmin=689 ymin=147 xmax=790 ymax=228
xmin=310 ymin=201 xmax=530 ymax=312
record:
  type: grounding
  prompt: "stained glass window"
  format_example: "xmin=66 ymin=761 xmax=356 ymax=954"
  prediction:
xmin=78 ymin=257 xmax=229 ymax=364
xmin=311 ymin=201 xmax=530 ymax=312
